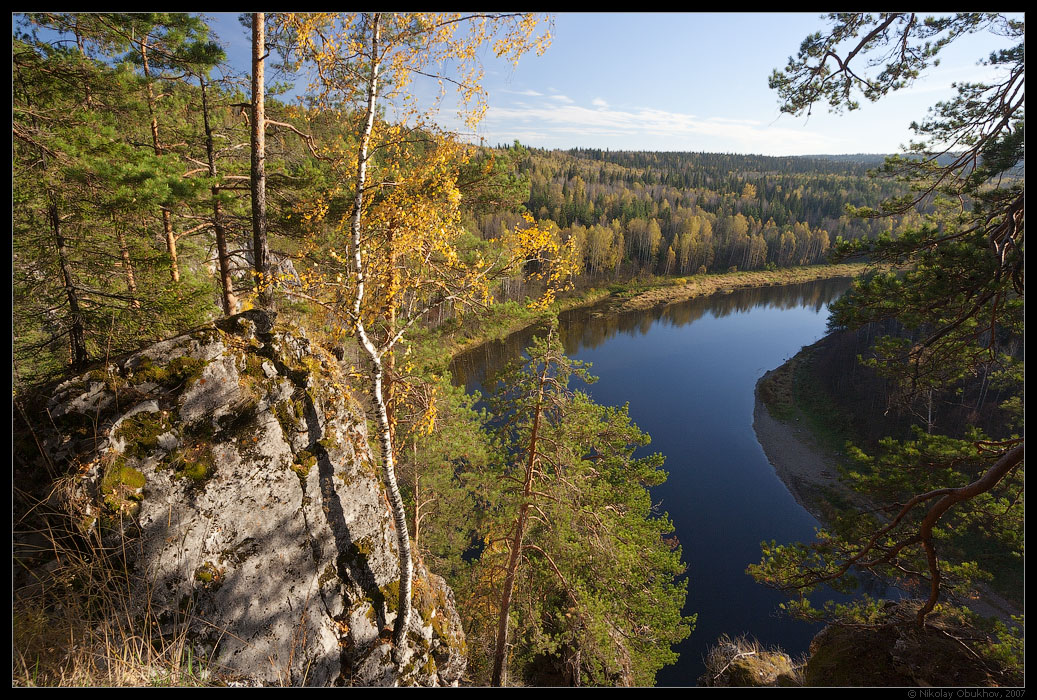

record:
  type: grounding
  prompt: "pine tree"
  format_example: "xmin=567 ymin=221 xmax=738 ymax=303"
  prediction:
xmin=752 ymin=13 xmax=1023 ymax=642
xmin=482 ymin=330 xmax=691 ymax=686
xmin=13 ymin=15 xmax=220 ymax=385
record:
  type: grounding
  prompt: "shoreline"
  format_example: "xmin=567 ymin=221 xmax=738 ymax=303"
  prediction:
xmin=436 ymin=263 xmax=870 ymax=366
xmin=752 ymin=367 xmax=1021 ymax=623
xmin=752 ymin=368 xmax=863 ymax=522
xmin=615 ymin=263 xmax=868 ymax=313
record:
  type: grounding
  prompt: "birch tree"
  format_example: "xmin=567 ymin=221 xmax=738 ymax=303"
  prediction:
xmin=275 ymin=11 xmax=557 ymax=654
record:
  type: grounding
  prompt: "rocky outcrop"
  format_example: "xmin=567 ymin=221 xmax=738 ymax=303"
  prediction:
xmin=698 ymin=635 xmax=801 ymax=687
xmin=699 ymin=601 xmax=1019 ymax=687
xmin=801 ymin=601 xmax=1017 ymax=687
xmin=38 ymin=310 xmax=465 ymax=686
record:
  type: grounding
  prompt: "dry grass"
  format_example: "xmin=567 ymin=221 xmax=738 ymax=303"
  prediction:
xmin=12 ymin=485 xmax=220 ymax=687
xmin=700 ymin=635 xmax=804 ymax=687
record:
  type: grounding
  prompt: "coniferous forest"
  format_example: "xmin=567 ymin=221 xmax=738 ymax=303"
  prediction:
xmin=13 ymin=12 xmax=1023 ymax=688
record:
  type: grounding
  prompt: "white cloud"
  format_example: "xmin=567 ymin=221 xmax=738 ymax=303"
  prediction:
xmin=482 ymin=100 xmax=844 ymax=155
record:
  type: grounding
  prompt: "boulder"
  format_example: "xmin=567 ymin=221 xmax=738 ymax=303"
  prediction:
xmin=699 ymin=635 xmax=801 ymax=687
xmin=802 ymin=601 xmax=1014 ymax=687
xmin=39 ymin=310 xmax=466 ymax=686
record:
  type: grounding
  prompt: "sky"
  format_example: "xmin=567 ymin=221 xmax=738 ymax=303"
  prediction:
xmin=205 ymin=12 xmax=1020 ymax=156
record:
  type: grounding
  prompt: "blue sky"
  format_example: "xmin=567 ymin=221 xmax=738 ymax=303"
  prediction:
xmin=205 ymin=12 xmax=1020 ymax=156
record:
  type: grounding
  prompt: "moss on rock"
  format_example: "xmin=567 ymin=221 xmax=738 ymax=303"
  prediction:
xmin=115 ymin=410 xmax=172 ymax=458
xmin=290 ymin=450 xmax=318 ymax=481
xmin=166 ymin=443 xmax=216 ymax=485
xmin=194 ymin=561 xmax=223 ymax=588
xmin=100 ymin=455 xmax=147 ymax=518
xmin=132 ymin=355 xmax=206 ymax=390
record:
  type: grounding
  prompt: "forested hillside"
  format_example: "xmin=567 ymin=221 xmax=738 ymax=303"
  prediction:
xmin=13 ymin=11 xmax=918 ymax=391
xmin=12 ymin=11 xmax=1022 ymax=689
xmin=467 ymin=146 xmax=916 ymax=281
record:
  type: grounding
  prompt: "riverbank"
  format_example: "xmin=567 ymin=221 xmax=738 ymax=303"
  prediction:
xmin=753 ymin=367 xmax=865 ymax=522
xmin=419 ymin=263 xmax=871 ymax=370
xmin=752 ymin=351 xmax=1021 ymax=623
xmin=615 ymin=263 xmax=869 ymax=313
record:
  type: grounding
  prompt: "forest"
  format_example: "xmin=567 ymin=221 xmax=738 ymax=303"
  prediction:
xmin=12 ymin=12 xmax=1023 ymax=688
xmin=12 ymin=12 xmax=933 ymax=390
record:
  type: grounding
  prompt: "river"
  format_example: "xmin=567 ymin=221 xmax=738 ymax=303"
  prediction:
xmin=450 ymin=277 xmax=886 ymax=686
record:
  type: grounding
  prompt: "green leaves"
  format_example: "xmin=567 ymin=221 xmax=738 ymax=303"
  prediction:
xmin=426 ymin=331 xmax=689 ymax=685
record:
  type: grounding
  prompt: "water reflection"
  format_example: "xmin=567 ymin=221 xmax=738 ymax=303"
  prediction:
xmin=452 ymin=277 xmax=854 ymax=392
xmin=450 ymin=276 xmax=885 ymax=686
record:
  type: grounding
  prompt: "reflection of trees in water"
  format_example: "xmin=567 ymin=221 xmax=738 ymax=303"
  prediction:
xmin=704 ymin=277 xmax=849 ymax=318
xmin=451 ymin=278 xmax=853 ymax=390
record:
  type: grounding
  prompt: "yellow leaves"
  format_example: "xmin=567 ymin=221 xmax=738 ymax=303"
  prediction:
xmin=505 ymin=213 xmax=579 ymax=312
xmin=418 ymin=389 xmax=438 ymax=436
xmin=281 ymin=12 xmax=549 ymax=132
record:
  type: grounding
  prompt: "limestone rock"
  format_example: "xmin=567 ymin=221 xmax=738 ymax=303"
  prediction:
xmin=39 ymin=310 xmax=466 ymax=687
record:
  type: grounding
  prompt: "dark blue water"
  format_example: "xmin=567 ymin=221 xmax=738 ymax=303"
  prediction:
xmin=451 ymin=277 xmax=889 ymax=686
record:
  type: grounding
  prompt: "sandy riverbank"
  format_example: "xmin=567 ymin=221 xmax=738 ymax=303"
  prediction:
xmin=618 ymin=263 xmax=868 ymax=313
xmin=752 ymin=368 xmax=863 ymax=521
xmin=752 ymin=367 xmax=1020 ymax=622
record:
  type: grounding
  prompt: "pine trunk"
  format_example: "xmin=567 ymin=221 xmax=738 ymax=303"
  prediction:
xmin=201 ymin=76 xmax=237 ymax=315
xmin=141 ymin=38 xmax=180 ymax=283
xmin=251 ymin=13 xmax=271 ymax=307
xmin=51 ymin=202 xmax=88 ymax=371
xmin=491 ymin=365 xmax=548 ymax=687
xmin=114 ymin=222 xmax=140 ymax=309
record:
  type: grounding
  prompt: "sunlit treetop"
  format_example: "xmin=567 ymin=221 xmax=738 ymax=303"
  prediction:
xmin=272 ymin=12 xmax=551 ymax=130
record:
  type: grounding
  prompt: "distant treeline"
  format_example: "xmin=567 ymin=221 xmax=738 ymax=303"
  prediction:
xmin=469 ymin=144 xmax=920 ymax=282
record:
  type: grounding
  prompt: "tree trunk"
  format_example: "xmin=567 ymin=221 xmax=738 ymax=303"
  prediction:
xmin=200 ymin=75 xmax=237 ymax=315
xmin=346 ymin=14 xmax=414 ymax=657
xmin=491 ymin=364 xmax=548 ymax=687
xmin=51 ymin=202 xmax=88 ymax=371
xmin=412 ymin=438 xmax=420 ymax=552
xmin=213 ymin=200 xmax=236 ymax=315
xmin=370 ymin=356 xmax=413 ymax=653
xmin=916 ymin=443 xmax=1024 ymax=624
xmin=141 ymin=37 xmax=180 ymax=283
xmin=114 ymin=220 xmax=140 ymax=309
xmin=251 ymin=13 xmax=271 ymax=307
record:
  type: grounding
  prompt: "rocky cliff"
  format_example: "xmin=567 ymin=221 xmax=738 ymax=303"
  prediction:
xmin=27 ymin=310 xmax=466 ymax=686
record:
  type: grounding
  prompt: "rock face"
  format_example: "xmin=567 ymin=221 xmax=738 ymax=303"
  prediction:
xmin=802 ymin=601 xmax=1015 ymax=687
xmin=42 ymin=310 xmax=466 ymax=686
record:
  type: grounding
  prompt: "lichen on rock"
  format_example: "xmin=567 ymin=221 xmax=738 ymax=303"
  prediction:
xmin=34 ymin=310 xmax=467 ymax=687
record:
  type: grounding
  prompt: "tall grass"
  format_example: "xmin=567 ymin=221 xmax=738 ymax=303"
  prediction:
xmin=12 ymin=480 xmax=220 ymax=687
